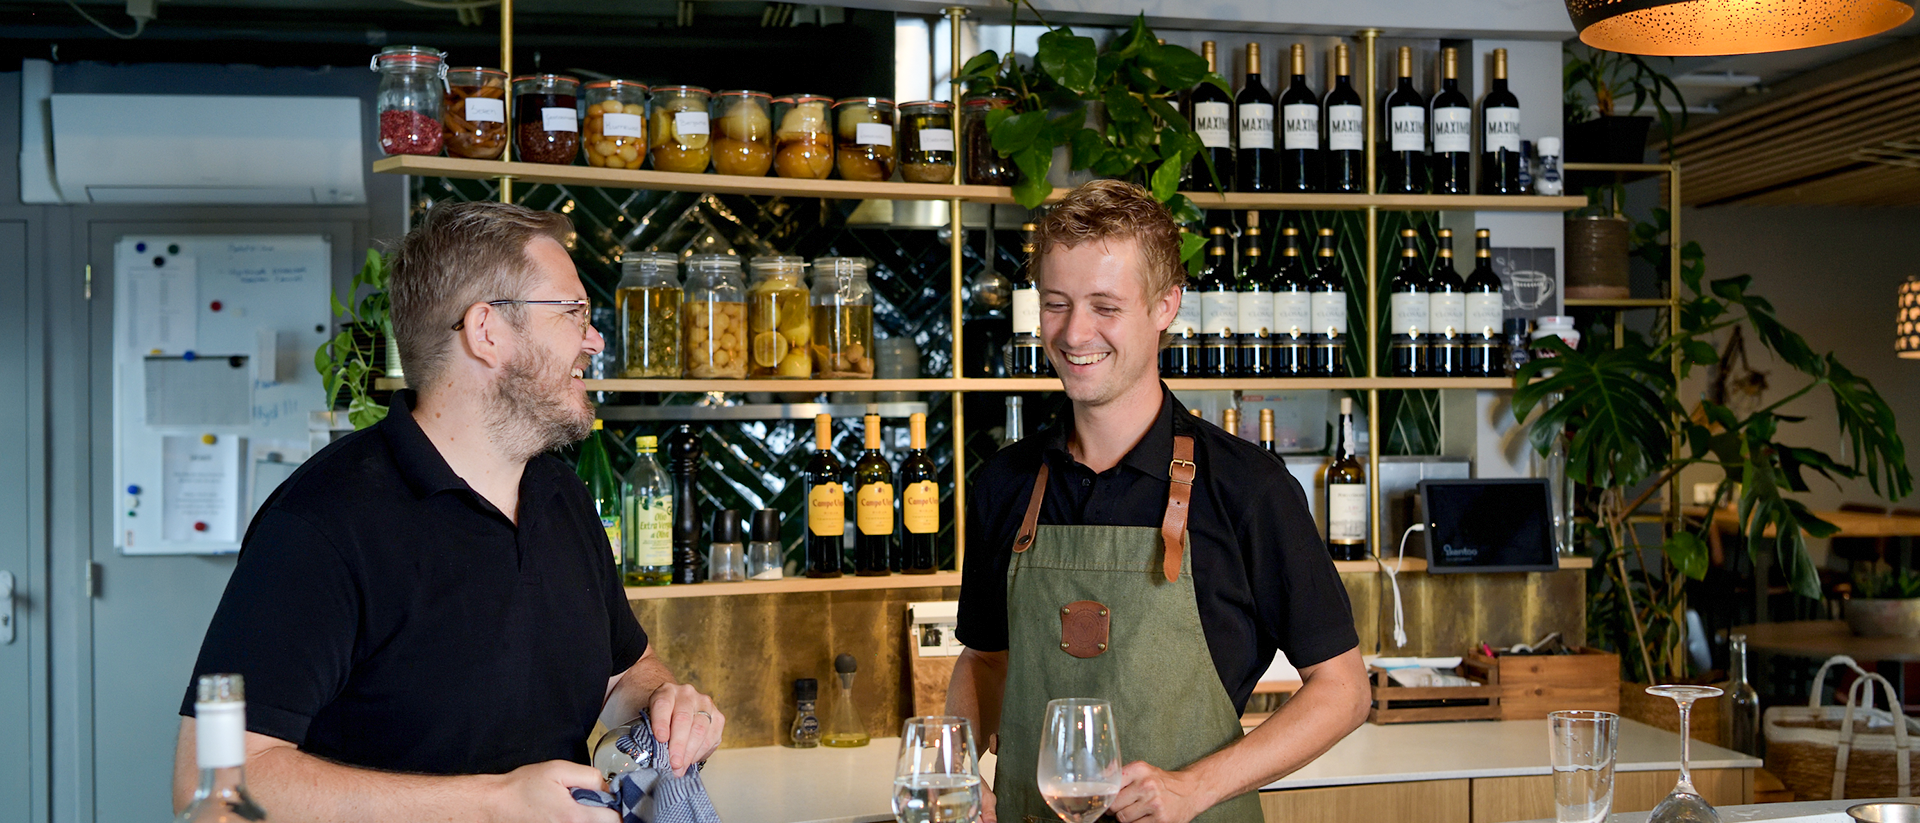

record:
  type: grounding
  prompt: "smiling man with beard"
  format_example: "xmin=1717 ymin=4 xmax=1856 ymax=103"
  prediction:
xmin=172 ymin=201 xmax=723 ymax=823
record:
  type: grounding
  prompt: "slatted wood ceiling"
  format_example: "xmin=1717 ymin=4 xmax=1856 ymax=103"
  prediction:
xmin=1671 ymin=47 xmax=1920 ymax=207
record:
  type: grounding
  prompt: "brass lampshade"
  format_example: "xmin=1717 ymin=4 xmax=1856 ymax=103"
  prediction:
xmin=1900 ymin=275 xmax=1920 ymax=360
xmin=1569 ymin=0 xmax=1914 ymax=55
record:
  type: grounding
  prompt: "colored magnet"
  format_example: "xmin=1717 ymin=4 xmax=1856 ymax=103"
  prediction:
xmin=209 ymin=301 xmax=223 ymax=312
xmin=193 ymin=521 xmax=207 ymax=532
xmin=200 ymin=434 xmax=217 ymax=445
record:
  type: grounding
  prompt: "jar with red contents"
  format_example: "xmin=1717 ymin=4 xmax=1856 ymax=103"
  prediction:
xmin=370 ymin=45 xmax=446 ymax=156
xmin=513 ymin=74 xmax=581 ymax=165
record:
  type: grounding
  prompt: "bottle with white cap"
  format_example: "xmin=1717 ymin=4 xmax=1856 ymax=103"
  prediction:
xmin=178 ymin=673 xmax=266 ymax=823
xmin=1534 ymin=136 xmax=1564 ymax=196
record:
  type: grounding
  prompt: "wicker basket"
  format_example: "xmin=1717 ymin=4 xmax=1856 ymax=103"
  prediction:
xmin=1763 ymin=655 xmax=1919 ymax=801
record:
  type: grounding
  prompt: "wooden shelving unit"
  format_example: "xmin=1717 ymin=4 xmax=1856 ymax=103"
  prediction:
xmin=374 ymin=376 xmax=1517 ymax=393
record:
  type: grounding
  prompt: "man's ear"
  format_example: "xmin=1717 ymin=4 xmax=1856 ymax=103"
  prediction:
xmin=458 ymin=303 xmax=512 ymax=370
xmin=1153 ymin=283 xmax=1183 ymax=333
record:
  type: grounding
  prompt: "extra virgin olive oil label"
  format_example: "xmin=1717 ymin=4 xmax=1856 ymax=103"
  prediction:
xmin=1327 ymin=483 xmax=1368 ymax=543
xmin=1238 ymin=103 xmax=1275 ymax=150
xmin=856 ymin=482 xmax=895 ymax=535
xmin=601 ymin=515 xmax=622 ymax=563
xmin=466 ymin=97 xmax=505 ymax=123
xmin=1327 ymin=104 xmax=1364 ymax=151
xmin=808 ymin=484 xmax=845 ymax=537
xmin=903 ymin=481 xmax=938 ymax=534
xmin=1282 ymin=104 xmax=1319 ymax=150
xmin=629 ymin=497 xmax=673 ymax=566
xmin=1193 ymin=102 xmax=1232 ymax=149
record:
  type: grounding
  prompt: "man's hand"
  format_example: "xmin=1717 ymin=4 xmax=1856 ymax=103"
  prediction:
xmin=1108 ymin=761 xmax=1212 ymax=823
xmin=647 ymin=683 xmax=724 ymax=775
xmin=481 ymin=760 xmax=618 ymax=823
xmin=978 ymin=779 xmax=998 ymax=823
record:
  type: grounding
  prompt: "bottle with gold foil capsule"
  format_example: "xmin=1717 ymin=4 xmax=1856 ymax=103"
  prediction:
xmin=1429 ymin=48 xmax=1472 ymax=196
xmin=1481 ymin=49 xmax=1523 ymax=195
xmin=804 ymin=414 xmax=846 ymax=578
xmin=1187 ymin=41 xmax=1234 ymax=191
xmin=1464 ymin=229 xmax=1507 ymax=376
xmin=1279 ymin=43 xmax=1321 ymax=193
xmin=1323 ymin=44 xmax=1365 ymax=194
xmin=1008 ymin=223 xmax=1049 ymax=377
xmin=1427 ymin=228 xmax=1469 ymax=377
xmin=1381 ymin=47 xmax=1427 ymax=195
xmin=1325 ymin=397 xmax=1369 ymax=561
xmin=1221 ymin=407 xmax=1241 ymax=441
xmin=1259 ymin=408 xmax=1280 ymax=454
xmin=1272 ymin=227 xmax=1312 ymax=375
xmin=1162 ymin=226 xmax=1204 ymax=377
xmin=852 ymin=413 xmax=894 ymax=576
xmin=1197 ymin=225 xmax=1238 ymax=377
xmin=898 ymin=413 xmax=939 ymax=574
xmin=1387 ymin=228 xmax=1430 ymax=378
xmin=1235 ymin=42 xmax=1276 ymax=192
xmin=1307 ymin=227 xmax=1348 ymax=376
xmin=1236 ymin=211 xmax=1276 ymax=377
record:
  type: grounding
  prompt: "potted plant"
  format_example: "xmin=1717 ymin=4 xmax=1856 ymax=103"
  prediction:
xmin=314 ymin=248 xmax=394 ymax=430
xmin=1562 ymin=45 xmax=1688 ymax=166
xmin=1845 ymin=565 xmax=1920 ymax=638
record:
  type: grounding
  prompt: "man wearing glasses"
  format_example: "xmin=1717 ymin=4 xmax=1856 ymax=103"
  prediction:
xmin=172 ymin=201 xmax=722 ymax=822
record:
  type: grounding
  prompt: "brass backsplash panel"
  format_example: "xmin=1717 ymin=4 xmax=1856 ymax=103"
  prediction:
xmin=1345 ymin=570 xmax=1588 ymax=657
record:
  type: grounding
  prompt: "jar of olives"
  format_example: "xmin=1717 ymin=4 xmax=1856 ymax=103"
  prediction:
xmin=371 ymin=46 xmax=446 ymax=156
xmin=809 ymin=257 xmax=875 ymax=379
xmin=833 ymin=97 xmax=895 ymax=182
xmin=442 ymin=67 xmax=507 ymax=159
xmin=512 ymin=74 xmax=581 ymax=165
xmin=897 ymin=100 xmax=955 ymax=184
xmin=583 ymin=80 xmax=648 ymax=170
xmin=616 ymin=251 xmax=682 ymax=378
xmin=961 ymin=90 xmax=1018 ymax=185
xmin=682 ymin=254 xmax=748 ymax=379
xmin=747 ymin=257 xmax=813 ymax=379
xmin=771 ymin=94 xmax=834 ymax=179
xmin=713 ymin=91 xmax=773 ymax=177
xmin=650 ymin=85 xmax=712 ymax=174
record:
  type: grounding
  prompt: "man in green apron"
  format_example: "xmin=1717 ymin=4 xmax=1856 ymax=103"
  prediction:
xmin=949 ymin=181 xmax=1371 ymax=823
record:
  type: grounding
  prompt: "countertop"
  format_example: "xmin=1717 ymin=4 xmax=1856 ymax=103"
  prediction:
xmin=1524 ymin=797 xmax=1911 ymax=822
xmin=700 ymin=718 xmax=1762 ymax=823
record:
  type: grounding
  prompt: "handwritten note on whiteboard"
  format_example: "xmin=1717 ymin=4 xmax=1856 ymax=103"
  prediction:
xmin=161 ymin=434 xmax=242 ymax=545
xmin=125 ymin=254 xmax=198 ymax=354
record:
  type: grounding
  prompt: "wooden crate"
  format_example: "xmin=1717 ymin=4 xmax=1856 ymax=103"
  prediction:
xmin=1468 ymin=647 xmax=1621 ymax=721
xmin=1368 ymin=665 xmax=1504 ymax=724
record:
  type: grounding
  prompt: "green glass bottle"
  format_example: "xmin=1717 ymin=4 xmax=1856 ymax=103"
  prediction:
xmin=576 ymin=419 xmax=623 ymax=571
xmin=624 ymin=435 xmax=673 ymax=586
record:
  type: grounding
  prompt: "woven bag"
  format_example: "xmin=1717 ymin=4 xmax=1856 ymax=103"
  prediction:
xmin=1763 ymin=654 xmax=1918 ymax=801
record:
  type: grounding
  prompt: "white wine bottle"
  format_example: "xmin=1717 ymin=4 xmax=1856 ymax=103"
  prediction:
xmin=177 ymin=674 xmax=267 ymax=823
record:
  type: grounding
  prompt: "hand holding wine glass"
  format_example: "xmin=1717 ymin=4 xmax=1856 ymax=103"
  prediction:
xmin=1038 ymin=698 xmax=1123 ymax=823
xmin=892 ymin=716 xmax=983 ymax=823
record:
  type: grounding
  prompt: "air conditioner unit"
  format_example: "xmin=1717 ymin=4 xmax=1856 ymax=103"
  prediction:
xmin=48 ymin=94 xmax=365 ymax=205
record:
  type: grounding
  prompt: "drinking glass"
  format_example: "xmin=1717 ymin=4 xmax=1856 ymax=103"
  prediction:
xmin=1548 ymin=710 xmax=1619 ymax=823
xmin=1037 ymin=698 xmax=1122 ymax=823
xmin=892 ymin=716 xmax=982 ymax=823
xmin=1646 ymin=684 xmax=1725 ymax=823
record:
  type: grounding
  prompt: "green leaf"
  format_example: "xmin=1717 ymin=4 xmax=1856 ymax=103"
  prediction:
xmin=1011 ymin=149 xmax=1054 ymax=209
xmin=1825 ymin=356 xmax=1913 ymax=499
xmin=346 ymin=393 xmax=389 ymax=430
xmin=1682 ymin=340 xmax=1717 ymax=367
xmin=1036 ymin=28 xmax=1098 ymax=95
xmin=330 ymin=291 xmax=349 ymax=319
xmin=959 ymin=49 xmax=1003 ymax=80
xmin=1178 ymin=229 xmax=1207 ymax=275
xmin=1069 ymin=128 xmax=1106 ymax=171
xmin=1103 ymin=86 xmax=1147 ymax=123
xmin=1110 ymin=14 xmax=1153 ymax=59
xmin=1659 ymin=531 xmax=1709 ymax=580
xmin=990 ymin=110 xmax=1048 ymax=155
xmin=1149 ymin=157 xmax=1181 ymax=201
xmin=1137 ymin=41 xmax=1209 ymax=91
xmin=1165 ymin=194 xmax=1203 ymax=226
xmin=1512 ymin=338 xmax=1675 ymax=490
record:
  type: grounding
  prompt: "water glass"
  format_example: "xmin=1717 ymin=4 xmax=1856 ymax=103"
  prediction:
xmin=892 ymin=716 xmax=982 ymax=823
xmin=1038 ymin=698 xmax=1122 ymax=823
xmin=1548 ymin=710 xmax=1619 ymax=823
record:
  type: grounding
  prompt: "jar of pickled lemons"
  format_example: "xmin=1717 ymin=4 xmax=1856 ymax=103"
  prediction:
xmin=616 ymin=251 xmax=681 ymax=378
xmin=810 ymin=257 xmax=875 ymax=379
xmin=713 ymin=90 xmax=773 ymax=176
xmin=583 ymin=80 xmax=648 ymax=170
xmin=772 ymin=94 xmax=833 ymax=179
xmin=747 ymin=256 xmax=812 ymax=379
xmin=682 ymin=254 xmax=747 ymax=379
xmin=649 ymin=85 xmax=712 ymax=174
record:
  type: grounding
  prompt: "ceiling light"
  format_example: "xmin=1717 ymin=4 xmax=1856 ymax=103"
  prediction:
xmin=1899 ymin=275 xmax=1920 ymax=360
xmin=1568 ymin=0 xmax=1913 ymax=56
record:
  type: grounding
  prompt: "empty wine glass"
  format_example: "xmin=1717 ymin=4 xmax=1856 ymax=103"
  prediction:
xmin=1646 ymin=684 xmax=1725 ymax=823
xmin=892 ymin=716 xmax=982 ymax=823
xmin=1037 ymin=698 xmax=1122 ymax=823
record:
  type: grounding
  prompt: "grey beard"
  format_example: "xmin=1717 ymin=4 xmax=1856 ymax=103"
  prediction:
xmin=486 ymin=347 xmax=593 ymax=462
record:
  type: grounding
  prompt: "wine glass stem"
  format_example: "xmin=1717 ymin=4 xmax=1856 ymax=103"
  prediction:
xmin=1675 ymin=698 xmax=1697 ymax=793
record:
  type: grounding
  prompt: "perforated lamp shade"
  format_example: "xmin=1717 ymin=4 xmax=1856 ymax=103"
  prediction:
xmin=1900 ymin=275 xmax=1920 ymax=360
xmin=1569 ymin=0 xmax=1913 ymax=55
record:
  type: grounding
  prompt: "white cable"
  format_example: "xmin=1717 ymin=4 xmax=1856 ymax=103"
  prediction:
xmin=1377 ymin=523 xmax=1425 ymax=649
xmin=63 ymin=0 xmax=147 ymax=39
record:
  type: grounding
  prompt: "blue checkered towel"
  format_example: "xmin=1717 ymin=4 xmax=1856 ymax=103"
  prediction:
xmin=572 ymin=710 xmax=722 ymax=823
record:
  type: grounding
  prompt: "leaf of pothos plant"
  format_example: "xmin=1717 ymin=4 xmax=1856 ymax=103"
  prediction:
xmin=1512 ymin=337 xmax=1674 ymax=490
xmin=1010 ymin=149 xmax=1054 ymax=209
xmin=1659 ymin=531 xmax=1710 ymax=580
xmin=1178 ymin=229 xmax=1207 ymax=275
xmin=1136 ymin=40 xmax=1209 ymax=91
xmin=1103 ymin=86 xmax=1147 ymax=123
xmin=990 ymin=110 xmax=1048 ymax=156
xmin=1165 ymin=194 xmax=1203 ymax=227
xmin=1036 ymin=28 xmax=1098 ymax=96
xmin=346 ymin=392 xmax=389 ymax=430
xmin=1149 ymin=156 xmax=1182 ymax=201
xmin=1109 ymin=14 xmax=1153 ymax=59
xmin=1069 ymin=128 xmax=1106 ymax=171
xmin=959 ymin=50 xmax=1003 ymax=81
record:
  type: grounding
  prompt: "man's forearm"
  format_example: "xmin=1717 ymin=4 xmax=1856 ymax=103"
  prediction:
xmin=600 ymin=649 xmax=679 ymax=729
xmin=175 ymin=729 xmax=488 ymax=823
xmin=1182 ymin=648 xmax=1370 ymax=807
xmin=944 ymin=649 xmax=1007 ymax=752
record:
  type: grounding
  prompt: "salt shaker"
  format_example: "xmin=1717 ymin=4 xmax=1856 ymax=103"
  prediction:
xmin=747 ymin=509 xmax=784 ymax=580
xmin=708 ymin=509 xmax=746 ymax=582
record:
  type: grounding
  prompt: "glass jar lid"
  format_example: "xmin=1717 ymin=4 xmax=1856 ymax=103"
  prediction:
xmin=621 ymin=251 xmax=680 ymax=276
xmin=777 ymin=93 xmax=833 ymax=106
xmin=653 ymin=85 xmax=712 ymax=96
xmin=833 ymin=96 xmax=895 ymax=109
xmin=511 ymin=73 xmax=580 ymax=88
xmin=717 ymin=90 xmax=772 ymax=100
xmin=687 ymin=253 xmax=744 ymax=272
xmin=899 ymin=100 xmax=951 ymax=113
xmin=371 ymin=45 xmax=443 ymax=70
xmin=750 ymin=255 xmax=808 ymax=274
xmin=585 ymin=79 xmax=649 ymax=93
xmin=811 ymin=257 xmax=868 ymax=279
xmin=447 ymin=66 xmax=506 ymax=82
xmin=961 ymin=89 xmax=1015 ymax=107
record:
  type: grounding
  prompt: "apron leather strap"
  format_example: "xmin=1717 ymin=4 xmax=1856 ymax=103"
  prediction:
xmin=1160 ymin=435 xmax=1196 ymax=582
xmin=1014 ymin=464 xmax=1049 ymax=553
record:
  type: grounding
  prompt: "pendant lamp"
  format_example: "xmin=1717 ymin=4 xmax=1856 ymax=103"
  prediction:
xmin=1568 ymin=0 xmax=1913 ymax=55
xmin=1899 ymin=274 xmax=1920 ymax=360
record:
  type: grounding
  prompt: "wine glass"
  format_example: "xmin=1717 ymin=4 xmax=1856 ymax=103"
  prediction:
xmin=892 ymin=716 xmax=982 ymax=823
xmin=1646 ymin=684 xmax=1725 ymax=823
xmin=1037 ymin=698 xmax=1123 ymax=823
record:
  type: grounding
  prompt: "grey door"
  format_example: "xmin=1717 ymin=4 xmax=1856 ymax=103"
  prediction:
xmin=0 ymin=220 xmax=48 ymax=823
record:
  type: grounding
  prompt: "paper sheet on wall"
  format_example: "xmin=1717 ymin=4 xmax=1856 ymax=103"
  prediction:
xmin=161 ymin=434 xmax=242 ymax=545
xmin=125 ymin=255 xmax=198 ymax=354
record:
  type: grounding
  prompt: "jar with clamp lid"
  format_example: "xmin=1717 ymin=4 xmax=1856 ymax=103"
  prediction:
xmin=833 ymin=97 xmax=895 ymax=182
xmin=682 ymin=255 xmax=747 ymax=379
xmin=583 ymin=80 xmax=648 ymax=170
xmin=897 ymin=100 xmax=955 ymax=183
xmin=371 ymin=45 xmax=445 ymax=156
xmin=713 ymin=90 xmax=773 ymax=176
xmin=772 ymin=94 xmax=834 ymax=179
xmin=810 ymin=257 xmax=875 ymax=379
xmin=748 ymin=256 xmax=813 ymax=378
xmin=961 ymin=90 xmax=1018 ymax=185
xmin=617 ymin=252 xmax=682 ymax=378
xmin=512 ymin=74 xmax=581 ymax=164
xmin=650 ymin=85 xmax=712 ymax=174
xmin=442 ymin=67 xmax=506 ymax=159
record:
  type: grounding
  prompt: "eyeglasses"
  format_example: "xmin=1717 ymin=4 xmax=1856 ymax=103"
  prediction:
xmin=451 ymin=299 xmax=592 ymax=332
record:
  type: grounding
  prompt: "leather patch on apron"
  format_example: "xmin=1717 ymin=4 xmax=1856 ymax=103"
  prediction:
xmin=1058 ymin=600 xmax=1111 ymax=658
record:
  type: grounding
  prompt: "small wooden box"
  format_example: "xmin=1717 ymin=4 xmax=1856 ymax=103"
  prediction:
xmin=1470 ymin=647 xmax=1622 ymax=720
xmin=1367 ymin=665 xmax=1503 ymax=724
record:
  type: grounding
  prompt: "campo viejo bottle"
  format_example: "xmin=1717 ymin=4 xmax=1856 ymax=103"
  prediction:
xmin=853 ymin=413 xmax=894 ymax=576
xmin=178 ymin=674 xmax=267 ymax=823
xmin=899 ymin=413 xmax=939 ymax=574
xmin=805 ymin=414 xmax=846 ymax=578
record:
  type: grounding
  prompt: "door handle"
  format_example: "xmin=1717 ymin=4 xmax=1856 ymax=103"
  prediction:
xmin=0 ymin=570 xmax=13 ymax=644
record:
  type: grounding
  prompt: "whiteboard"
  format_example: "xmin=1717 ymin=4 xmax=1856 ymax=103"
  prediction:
xmin=113 ymin=236 xmax=332 ymax=555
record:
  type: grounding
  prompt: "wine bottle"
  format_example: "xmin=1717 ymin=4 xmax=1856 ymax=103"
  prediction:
xmin=1008 ymin=223 xmax=1047 ymax=378
xmin=1429 ymin=47 xmax=1472 ymax=195
xmin=1259 ymin=407 xmax=1279 ymax=454
xmin=1464 ymin=228 xmax=1506 ymax=376
xmin=1481 ymin=48 xmax=1524 ymax=196
xmin=1271 ymin=226 xmax=1313 ymax=376
xmin=1222 ymin=407 xmax=1241 ymax=440
xmin=664 ymin=424 xmax=703 ymax=585
xmin=1002 ymin=396 xmax=1025 ymax=446
xmin=852 ymin=413 xmax=894 ymax=576
xmin=899 ymin=412 xmax=939 ymax=574
xmin=1234 ymin=42 xmax=1276 ymax=193
xmin=576 ymin=419 xmax=623 ymax=568
xmin=1163 ymin=226 xmax=1204 ymax=377
xmin=804 ymin=414 xmax=845 ymax=578
xmin=1387 ymin=228 xmax=1430 ymax=378
xmin=1198 ymin=225 xmax=1238 ymax=377
xmin=1323 ymin=44 xmax=1365 ymax=195
xmin=624 ymin=435 xmax=673 ymax=586
xmin=1428 ymin=227 xmax=1468 ymax=377
xmin=1325 ymin=397 xmax=1368 ymax=561
xmin=1727 ymin=633 xmax=1762 ymax=756
xmin=1307 ymin=227 xmax=1348 ymax=377
xmin=178 ymin=674 xmax=267 ymax=823
xmin=1381 ymin=47 xmax=1427 ymax=195
xmin=1236 ymin=211 xmax=1276 ymax=377
xmin=1279 ymin=44 xmax=1322 ymax=193
xmin=1188 ymin=41 xmax=1235 ymax=192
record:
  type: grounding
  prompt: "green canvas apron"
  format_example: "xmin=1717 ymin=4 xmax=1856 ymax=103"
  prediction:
xmin=995 ymin=434 xmax=1264 ymax=823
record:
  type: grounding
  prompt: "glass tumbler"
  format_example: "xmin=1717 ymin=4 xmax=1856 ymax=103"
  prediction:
xmin=371 ymin=45 xmax=445 ymax=156
xmin=1548 ymin=710 xmax=1619 ymax=823
xmin=834 ymin=97 xmax=896 ymax=182
xmin=773 ymin=94 xmax=835 ymax=179
xmin=892 ymin=717 xmax=982 ymax=823
xmin=442 ymin=66 xmax=507 ymax=159
xmin=583 ymin=80 xmax=648 ymax=170
xmin=713 ymin=90 xmax=774 ymax=176
xmin=897 ymin=101 xmax=955 ymax=183
xmin=649 ymin=85 xmax=712 ymax=174
xmin=512 ymin=74 xmax=580 ymax=165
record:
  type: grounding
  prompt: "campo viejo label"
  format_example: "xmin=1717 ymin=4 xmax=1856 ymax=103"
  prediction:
xmin=808 ymin=484 xmax=845 ymax=537
xmin=857 ymin=483 xmax=894 ymax=534
xmin=903 ymin=481 xmax=938 ymax=534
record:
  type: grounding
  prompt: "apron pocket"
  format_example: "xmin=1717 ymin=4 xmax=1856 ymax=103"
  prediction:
xmin=1059 ymin=600 xmax=1111 ymax=658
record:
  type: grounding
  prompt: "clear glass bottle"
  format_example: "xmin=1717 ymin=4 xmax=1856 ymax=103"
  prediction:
xmin=371 ymin=45 xmax=445 ymax=156
xmin=790 ymin=678 xmax=821 ymax=748
xmin=708 ymin=509 xmax=747 ymax=582
xmin=624 ymin=435 xmax=673 ymax=586
xmin=897 ymin=100 xmax=955 ymax=183
xmin=810 ymin=257 xmax=875 ymax=379
xmin=177 ymin=674 xmax=267 ymax=823
xmin=650 ymin=85 xmax=713 ymax=174
xmin=577 ymin=420 xmax=623 ymax=568
xmin=617 ymin=252 xmax=683 ymax=378
xmin=1727 ymin=633 xmax=1762 ymax=756
xmin=747 ymin=256 xmax=813 ymax=379
xmin=512 ymin=73 xmax=581 ymax=165
xmin=822 ymin=654 xmax=871 ymax=747
xmin=442 ymin=66 xmax=507 ymax=159
xmin=833 ymin=97 xmax=896 ymax=182
xmin=772 ymin=94 xmax=835 ymax=179
xmin=747 ymin=509 xmax=784 ymax=580
xmin=583 ymin=79 xmax=649 ymax=170
xmin=682 ymin=254 xmax=748 ymax=379
xmin=713 ymin=90 xmax=774 ymax=176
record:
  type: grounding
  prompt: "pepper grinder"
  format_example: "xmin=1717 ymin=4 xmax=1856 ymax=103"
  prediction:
xmin=664 ymin=424 xmax=703 ymax=584
xmin=820 ymin=653 xmax=870 ymax=748
xmin=789 ymin=678 xmax=820 ymax=748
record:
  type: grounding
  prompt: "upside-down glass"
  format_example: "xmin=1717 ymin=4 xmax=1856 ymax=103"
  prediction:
xmin=1038 ymin=698 xmax=1122 ymax=823
xmin=1548 ymin=710 xmax=1619 ymax=823
xmin=1647 ymin=685 xmax=1725 ymax=823
xmin=891 ymin=716 xmax=982 ymax=823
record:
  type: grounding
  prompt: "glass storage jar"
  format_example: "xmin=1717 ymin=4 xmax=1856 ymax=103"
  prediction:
xmin=682 ymin=255 xmax=748 ymax=379
xmin=713 ymin=91 xmax=773 ymax=177
xmin=897 ymin=101 xmax=955 ymax=183
xmin=772 ymin=94 xmax=834 ymax=179
xmin=833 ymin=97 xmax=895 ymax=182
xmin=371 ymin=45 xmax=445 ymax=156
xmin=747 ymin=256 xmax=812 ymax=379
xmin=810 ymin=257 xmax=875 ymax=379
xmin=616 ymin=252 xmax=682 ymax=378
xmin=649 ymin=86 xmax=712 ymax=174
xmin=583 ymin=80 xmax=648 ymax=170
xmin=961 ymin=90 xmax=1018 ymax=185
xmin=442 ymin=67 xmax=507 ymax=159
xmin=512 ymin=74 xmax=581 ymax=164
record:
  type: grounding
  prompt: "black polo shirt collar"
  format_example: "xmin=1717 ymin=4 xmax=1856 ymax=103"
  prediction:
xmin=381 ymin=390 xmax=472 ymax=500
xmin=1041 ymin=382 xmax=1193 ymax=482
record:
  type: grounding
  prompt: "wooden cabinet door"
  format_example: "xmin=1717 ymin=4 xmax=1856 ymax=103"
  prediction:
xmin=1470 ymin=768 xmax=1752 ymax=823
xmin=1260 ymin=779 xmax=1470 ymax=823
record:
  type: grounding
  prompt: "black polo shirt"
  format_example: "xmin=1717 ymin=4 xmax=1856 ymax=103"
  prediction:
xmin=180 ymin=390 xmax=648 ymax=775
xmin=956 ymin=385 xmax=1357 ymax=713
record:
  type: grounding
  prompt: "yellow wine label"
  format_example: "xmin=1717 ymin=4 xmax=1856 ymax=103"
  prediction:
xmin=627 ymin=497 xmax=672 ymax=567
xmin=903 ymin=481 xmax=938 ymax=534
xmin=809 ymin=484 xmax=845 ymax=537
xmin=856 ymin=483 xmax=894 ymax=535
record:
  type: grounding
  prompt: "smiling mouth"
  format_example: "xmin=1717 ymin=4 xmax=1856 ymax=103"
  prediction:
xmin=1063 ymin=352 xmax=1109 ymax=366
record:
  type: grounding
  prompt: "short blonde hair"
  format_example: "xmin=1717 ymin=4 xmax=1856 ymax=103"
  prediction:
xmin=1031 ymin=180 xmax=1185 ymax=299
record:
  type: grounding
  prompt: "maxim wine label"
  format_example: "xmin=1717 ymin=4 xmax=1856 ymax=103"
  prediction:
xmin=1193 ymin=101 xmax=1231 ymax=149
xmin=1433 ymin=108 xmax=1472 ymax=153
xmin=856 ymin=482 xmax=894 ymax=534
xmin=1327 ymin=105 xmax=1363 ymax=151
xmin=1485 ymin=108 xmax=1522 ymax=153
xmin=808 ymin=484 xmax=845 ymax=537
xmin=1282 ymin=104 xmax=1319 ymax=150
xmin=1238 ymin=103 xmax=1275 ymax=150
xmin=903 ymin=481 xmax=938 ymax=534
xmin=1389 ymin=107 xmax=1424 ymax=152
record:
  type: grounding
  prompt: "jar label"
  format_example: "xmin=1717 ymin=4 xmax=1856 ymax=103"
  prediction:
xmin=856 ymin=122 xmax=894 ymax=147
xmin=541 ymin=107 xmax=578 ymax=133
xmin=1327 ymin=104 xmax=1364 ymax=151
xmin=903 ymin=481 xmax=938 ymax=534
xmin=1011 ymin=287 xmax=1040 ymax=337
xmin=919 ymin=128 xmax=955 ymax=152
xmin=1390 ymin=292 xmax=1429 ymax=337
xmin=674 ymin=111 xmax=710 ymax=136
xmin=1172 ymin=288 xmax=1202 ymax=337
xmin=1201 ymin=292 xmax=1238 ymax=336
xmin=628 ymin=496 xmax=673 ymax=567
xmin=1237 ymin=102 xmax=1274 ymax=150
xmin=1433 ymin=107 xmax=1472 ymax=153
xmin=857 ymin=482 xmax=894 ymax=535
xmin=1282 ymin=104 xmax=1319 ymax=150
xmin=1466 ymin=293 xmax=1504 ymax=336
xmin=808 ymin=484 xmax=845 ymax=537
xmin=1273 ymin=292 xmax=1312 ymax=337
xmin=603 ymin=111 xmax=644 ymax=138
xmin=1485 ymin=107 xmax=1522 ymax=154
xmin=1238 ymin=290 xmax=1274 ymax=337
xmin=1311 ymin=291 xmax=1347 ymax=336
xmin=465 ymin=97 xmax=505 ymax=123
xmin=1429 ymin=292 xmax=1467 ymax=336
xmin=1193 ymin=102 xmax=1231 ymax=149
xmin=1327 ymin=483 xmax=1368 ymax=542
xmin=1389 ymin=106 xmax=1424 ymax=152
